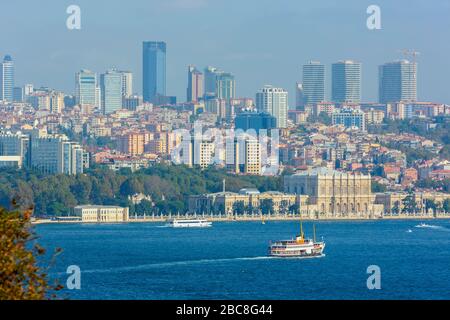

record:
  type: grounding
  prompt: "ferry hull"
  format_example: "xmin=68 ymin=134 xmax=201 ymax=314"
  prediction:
xmin=268 ymin=242 xmax=325 ymax=258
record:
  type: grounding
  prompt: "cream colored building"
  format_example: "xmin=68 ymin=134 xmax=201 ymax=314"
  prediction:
xmin=375 ymin=191 xmax=450 ymax=214
xmin=188 ymin=189 xmax=303 ymax=215
xmin=244 ymin=139 xmax=261 ymax=175
xmin=74 ymin=205 xmax=129 ymax=223
xmin=284 ymin=167 xmax=384 ymax=217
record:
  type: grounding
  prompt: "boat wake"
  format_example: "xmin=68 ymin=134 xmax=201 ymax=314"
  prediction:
xmin=52 ymin=256 xmax=273 ymax=275
xmin=414 ymin=223 xmax=447 ymax=230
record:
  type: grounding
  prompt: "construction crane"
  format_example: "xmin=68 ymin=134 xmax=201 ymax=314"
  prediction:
xmin=399 ymin=49 xmax=420 ymax=63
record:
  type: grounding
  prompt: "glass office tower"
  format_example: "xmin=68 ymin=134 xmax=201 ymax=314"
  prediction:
xmin=142 ymin=41 xmax=166 ymax=103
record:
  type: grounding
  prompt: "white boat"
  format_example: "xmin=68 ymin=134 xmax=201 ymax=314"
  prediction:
xmin=268 ymin=223 xmax=325 ymax=258
xmin=167 ymin=219 xmax=212 ymax=228
xmin=414 ymin=223 xmax=440 ymax=229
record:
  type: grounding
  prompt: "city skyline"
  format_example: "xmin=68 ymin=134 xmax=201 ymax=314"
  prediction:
xmin=1 ymin=0 xmax=450 ymax=104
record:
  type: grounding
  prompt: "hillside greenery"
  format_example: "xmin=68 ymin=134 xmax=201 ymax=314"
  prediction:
xmin=0 ymin=165 xmax=281 ymax=217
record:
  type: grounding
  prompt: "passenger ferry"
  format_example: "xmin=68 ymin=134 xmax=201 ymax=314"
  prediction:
xmin=268 ymin=223 xmax=325 ymax=258
xmin=167 ymin=219 xmax=212 ymax=228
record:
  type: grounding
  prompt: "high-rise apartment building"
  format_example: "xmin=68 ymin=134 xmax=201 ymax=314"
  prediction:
xmin=0 ymin=55 xmax=14 ymax=102
xmin=332 ymin=60 xmax=362 ymax=103
xmin=118 ymin=133 xmax=145 ymax=156
xmin=142 ymin=41 xmax=166 ymax=103
xmin=100 ymin=70 xmax=123 ymax=114
xmin=302 ymin=61 xmax=325 ymax=105
xmin=379 ymin=60 xmax=417 ymax=103
xmin=255 ymin=85 xmax=288 ymax=128
xmin=244 ymin=139 xmax=262 ymax=175
xmin=187 ymin=65 xmax=204 ymax=102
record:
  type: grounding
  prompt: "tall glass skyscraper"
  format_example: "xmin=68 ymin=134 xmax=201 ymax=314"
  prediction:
xmin=75 ymin=70 xmax=97 ymax=108
xmin=332 ymin=60 xmax=362 ymax=103
xmin=0 ymin=55 xmax=15 ymax=102
xmin=302 ymin=61 xmax=325 ymax=105
xmin=255 ymin=85 xmax=288 ymax=128
xmin=216 ymin=72 xmax=235 ymax=100
xmin=204 ymin=66 xmax=221 ymax=97
xmin=100 ymin=70 xmax=123 ymax=114
xmin=379 ymin=60 xmax=417 ymax=103
xmin=142 ymin=41 xmax=166 ymax=103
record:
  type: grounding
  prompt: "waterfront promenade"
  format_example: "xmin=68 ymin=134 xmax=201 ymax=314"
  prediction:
xmin=32 ymin=211 xmax=450 ymax=224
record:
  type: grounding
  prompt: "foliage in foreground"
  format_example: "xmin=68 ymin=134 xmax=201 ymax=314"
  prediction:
xmin=0 ymin=205 xmax=62 ymax=300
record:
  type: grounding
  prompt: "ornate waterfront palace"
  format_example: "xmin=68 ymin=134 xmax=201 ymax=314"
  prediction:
xmin=284 ymin=167 xmax=384 ymax=218
xmin=188 ymin=168 xmax=448 ymax=219
xmin=188 ymin=168 xmax=383 ymax=218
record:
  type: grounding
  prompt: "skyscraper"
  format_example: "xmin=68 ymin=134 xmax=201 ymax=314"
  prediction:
xmin=142 ymin=41 xmax=166 ymax=103
xmin=332 ymin=60 xmax=362 ymax=104
xmin=255 ymin=85 xmax=288 ymax=128
xmin=187 ymin=65 xmax=204 ymax=102
xmin=302 ymin=61 xmax=325 ymax=105
xmin=204 ymin=66 xmax=221 ymax=97
xmin=0 ymin=55 xmax=15 ymax=102
xmin=100 ymin=70 xmax=123 ymax=114
xmin=379 ymin=60 xmax=417 ymax=103
xmin=75 ymin=70 xmax=97 ymax=108
xmin=295 ymin=82 xmax=305 ymax=110
xmin=119 ymin=71 xmax=133 ymax=97
xmin=216 ymin=72 xmax=235 ymax=100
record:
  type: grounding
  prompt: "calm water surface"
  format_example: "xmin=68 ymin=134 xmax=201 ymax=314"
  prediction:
xmin=35 ymin=220 xmax=450 ymax=300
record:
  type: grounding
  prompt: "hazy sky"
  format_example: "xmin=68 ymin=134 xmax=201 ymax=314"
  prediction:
xmin=1 ymin=0 xmax=450 ymax=104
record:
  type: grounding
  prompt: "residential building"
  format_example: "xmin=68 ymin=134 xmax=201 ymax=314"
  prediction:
xmin=332 ymin=108 xmax=366 ymax=131
xmin=255 ymin=85 xmax=288 ymax=128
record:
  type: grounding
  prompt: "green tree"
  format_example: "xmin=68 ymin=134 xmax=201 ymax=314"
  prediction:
xmin=443 ymin=199 xmax=450 ymax=213
xmin=232 ymin=201 xmax=245 ymax=215
xmin=260 ymin=199 xmax=274 ymax=215
xmin=0 ymin=206 xmax=62 ymax=300
xmin=402 ymin=191 xmax=418 ymax=214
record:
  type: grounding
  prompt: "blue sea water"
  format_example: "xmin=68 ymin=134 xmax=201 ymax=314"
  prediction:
xmin=35 ymin=220 xmax=450 ymax=300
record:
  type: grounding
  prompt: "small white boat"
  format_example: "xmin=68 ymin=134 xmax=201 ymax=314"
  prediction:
xmin=406 ymin=229 xmax=413 ymax=233
xmin=414 ymin=223 xmax=441 ymax=229
xmin=167 ymin=219 xmax=212 ymax=228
